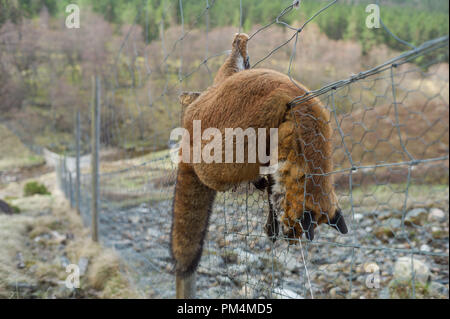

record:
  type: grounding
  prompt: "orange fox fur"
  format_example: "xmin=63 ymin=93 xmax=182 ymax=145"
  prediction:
xmin=179 ymin=91 xmax=201 ymax=120
xmin=171 ymin=69 xmax=347 ymax=276
xmin=213 ymin=33 xmax=250 ymax=85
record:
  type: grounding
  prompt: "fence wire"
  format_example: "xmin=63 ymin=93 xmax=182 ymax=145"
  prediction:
xmin=1 ymin=0 xmax=448 ymax=299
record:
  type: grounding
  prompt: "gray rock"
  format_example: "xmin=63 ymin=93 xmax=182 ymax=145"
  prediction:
xmin=0 ymin=199 xmax=13 ymax=214
xmin=429 ymin=281 xmax=449 ymax=297
xmin=420 ymin=244 xmax=431 ymax=253
xmin=329 ymin=287 xmax=344 ymax=298
xmin=228 ymin=264 xmax=246 ymax=275
xmin=16 ymin=252 xmax=25 ymax=269
xmin=217 ymin=275 xmax=233 ymax=285
xmin=129 ymin=215 xmax=140 ymax=224
xmin=377 ymin=210 xmax=397 ymax=220
xmin=393 ymin=257 xmax=430 ymax=285
xmin=78 ymin=257 xmax=89 ymax=276
xmin=428 ymin=208 xmax=446 ymax=223
xmin=50 ymin=231 xmax=67 ymax=244
xmin=379 ymin=287 xmax=390 ymax=299
xmin=374 ymin=219 xmax=402 ymax=238
xmin=273 ymin=287 xmax=303 ymax=299
xmin=431 ymin=226 xmax=447 ymax=239
xmin=405 ymin=208 xmax=428 ymax=226
xmin=285 ymin=259 xmax=299 ymax=272
xmin=60 ymin=256 xmax=70 ymax=268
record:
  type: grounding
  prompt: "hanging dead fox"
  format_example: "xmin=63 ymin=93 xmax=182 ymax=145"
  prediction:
xmin=171 ymin=33 xmax=348 ymax=277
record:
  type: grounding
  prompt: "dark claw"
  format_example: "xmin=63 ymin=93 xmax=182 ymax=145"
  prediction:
xmin=252 ymin=176 xmax=268 ymax=191
xmin=300 ymin=211 xmax=315 ymax=241
xmin=327 ymin=209 xmax=348 ymax=234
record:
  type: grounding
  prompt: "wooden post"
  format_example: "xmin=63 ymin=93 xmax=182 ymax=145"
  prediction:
xmin=176 ymin=273 xmax=196 ymax=299
xmin=91 ymin=76 xmax=100 ymax=242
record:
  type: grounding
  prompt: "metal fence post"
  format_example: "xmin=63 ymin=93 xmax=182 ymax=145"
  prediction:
xmin=63 ymin=156 xmax=68 ymax=197
xmin=176 ymin=273 xmax=196 ymax=299
xmin=69 ymin=171 xmax=74 ymax=208
xmin=91 ymin=76 xmax=100 ymax=242
xmin=75 ymin=110 xmax=81 ymax=215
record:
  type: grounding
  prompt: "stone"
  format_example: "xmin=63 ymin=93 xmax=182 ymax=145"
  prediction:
xmin=419 ymin=244 xmax=431 ymax=252
xmin=429 ymin=281 xmax=448 ymax=297
xmin=228 ymin=264 xmax=246 ymax=275
xmin=374 ymin=218 xmax=402 ymax=238
xmin=16 ymin=252 xmax=25 ymax=269
xmin=393 ymin=257 xmax=430 ymax=285
xmin=50 ymin=231 xmax=67 ymax=244
xmin=286 ymin=259 xmax=299 ymax=272
xmin=78 ymin=257 xmax=89 ymax=276
xmin=129 ymin=215 xmax=140 ymax=224
xmin=217 ymin=275 xmax=233 ymax=285
xmin=377 ymin=210 xmax=397 ymax=220
xmin=60 ymin=256 xmax=70 ymax=268
xmin=329 ymin=287 xmax=344 ymax=299
xmin=221 ymin=251 xmax=238 ymax=264
xmin=428 ymin=208 xmax=446 ymax=222
xmin=431 ymin=227 xmax=448 ymax=239
xmin=0 ymin=199 xmax=13 ymax=214
xmin=378 ymin=287 xmax=390 ymax=299
xmin=405 ymin=208 xmax=428 ymax=226
xmin=273 ymin=287 xmax=303 ymax=299
xmin=387 ymin=218 xmax=402 ymax=229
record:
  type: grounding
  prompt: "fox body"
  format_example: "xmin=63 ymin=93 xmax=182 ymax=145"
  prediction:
xmin=171 ymin=68 xmax=347 ymax=277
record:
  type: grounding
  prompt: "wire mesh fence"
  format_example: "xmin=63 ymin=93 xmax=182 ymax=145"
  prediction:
xmin=2 ymin=0 xmax=449 ymax=299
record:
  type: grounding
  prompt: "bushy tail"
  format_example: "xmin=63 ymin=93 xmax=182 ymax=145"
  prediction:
xmin=170 ymin=162 xmax=216 ymax=277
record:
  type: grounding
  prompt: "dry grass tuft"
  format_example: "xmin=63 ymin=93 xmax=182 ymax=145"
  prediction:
xmin=0 ymin=172 xmax=142 ymax=299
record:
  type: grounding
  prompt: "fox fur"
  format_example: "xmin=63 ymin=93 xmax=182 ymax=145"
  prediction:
xmin=178 ymin=91 xmax=277 ymax=241
xmin=171 ymin=68 xmax=347 ymax=277
xmin=179 ymin=91 xmax=201 ymax=120
xmin=213 ymin=33 xmax=250 ymax=85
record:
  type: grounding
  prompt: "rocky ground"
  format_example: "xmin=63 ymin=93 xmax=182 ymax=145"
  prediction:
xmin=93 ymin=183 xmax=449 ymax=299
xmin=2 ymin=164 xmax=448 ymax=299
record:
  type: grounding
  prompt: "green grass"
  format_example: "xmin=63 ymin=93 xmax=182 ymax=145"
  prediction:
xmin=23 ymin=182 xmax=51 ymax=197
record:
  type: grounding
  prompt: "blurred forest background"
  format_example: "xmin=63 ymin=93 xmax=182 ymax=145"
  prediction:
xmin=0 ymin=0 xmax=448 ymax=155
